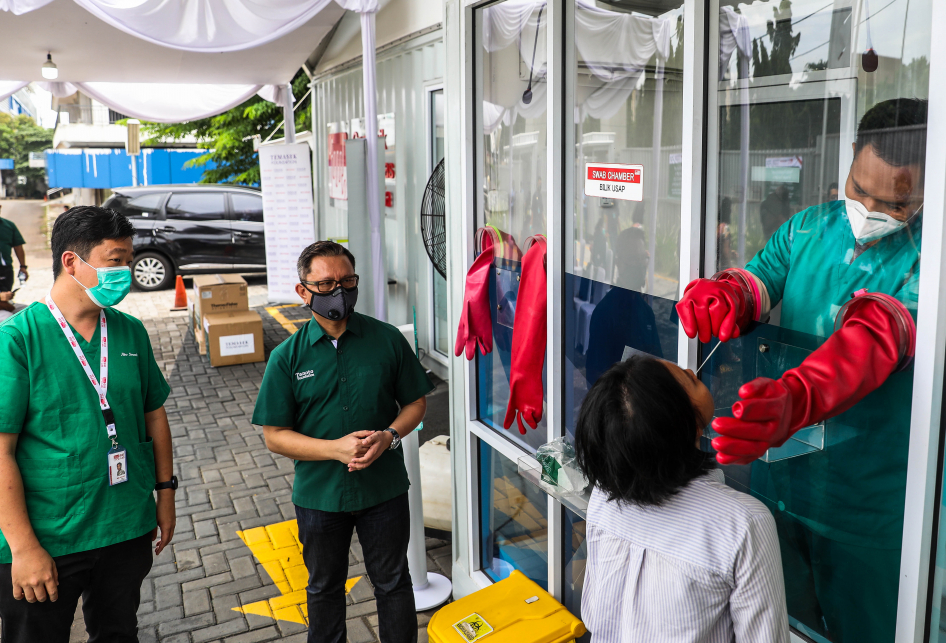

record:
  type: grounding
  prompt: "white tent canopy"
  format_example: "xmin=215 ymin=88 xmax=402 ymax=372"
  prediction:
xmin=0 ymin=0 xmax=387 ymax=320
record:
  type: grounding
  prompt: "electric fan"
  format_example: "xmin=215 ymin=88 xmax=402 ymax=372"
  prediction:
xmin=420 ymin=158 xmax=447 ymax=279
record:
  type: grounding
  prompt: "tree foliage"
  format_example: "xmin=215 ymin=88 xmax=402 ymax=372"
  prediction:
xmin=0 ymin=112 xmax=54 ymax=198
xmin=142 ymin=70 xmax=310 ymax=185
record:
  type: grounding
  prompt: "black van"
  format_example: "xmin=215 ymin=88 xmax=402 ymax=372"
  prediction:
xmin=104 ymin=184 xmax=266 ymax=291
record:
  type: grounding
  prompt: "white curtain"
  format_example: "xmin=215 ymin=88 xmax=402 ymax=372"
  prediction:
xmin=0 ymin=0 xmax=49 ymax=14
xmin=479 ymin=0 xmax=673 ymax=129
xmin=33 ymin=80 xmax=299 ymax=122
xmin=719 ymin=5 xmax=751 ymax=79
xmin=2 ymin=0 xmax=336 ymax=52
xmin=575 ymin=3 xmax=671 ymax=82
xmin=36 ymin=81 xmax=78 ymax=98
xmin=0 ymin=81 xmax=28 ymax=103
xmin=73 ymin=82 xmax=264 ymax=123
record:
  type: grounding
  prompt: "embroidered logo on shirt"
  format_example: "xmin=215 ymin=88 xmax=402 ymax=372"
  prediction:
xmin=121 ymin=352 xmax=138 ymax=357
xmin=296 ymin=370 xmax=315 ymax=381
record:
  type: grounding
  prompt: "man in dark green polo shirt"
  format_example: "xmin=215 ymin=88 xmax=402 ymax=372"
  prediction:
xmin=0 ymin=206 xmax=176 ymax=643
xmin=254 ymin=240 xmax=433 ymax=643
xmin=0 ymin=204 xmax=28 ymax=312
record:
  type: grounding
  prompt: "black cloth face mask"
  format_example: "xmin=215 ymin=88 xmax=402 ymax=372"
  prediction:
xmin=303 ymin=284 xmax=358 ymax=321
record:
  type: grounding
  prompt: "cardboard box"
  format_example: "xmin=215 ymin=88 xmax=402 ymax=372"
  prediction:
xmin=203 ymin=310 xmax=263 ymax=367
xmin=192 ymin=275 xmax=248 ymax=328
xmin=187 ymin=296 xmax=207 ymax=355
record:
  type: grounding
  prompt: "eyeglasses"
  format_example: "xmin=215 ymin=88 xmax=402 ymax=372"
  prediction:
xmin=301 ymin=275 xmax=359 ymax=293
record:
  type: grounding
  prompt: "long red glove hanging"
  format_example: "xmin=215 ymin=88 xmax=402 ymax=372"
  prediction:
xmin=455 ymin=232 xmax=496 ymax=360
xmin=504 ymin=235 xmax=547 ymax=435
xmin=712 ymin=293 xmax=915 ymax=465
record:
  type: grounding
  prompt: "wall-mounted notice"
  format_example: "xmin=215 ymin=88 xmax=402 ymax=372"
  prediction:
xmin=328 ymin=129 xmax=348 ymax=201
xmin=260 ymin=143 xmax=317 ymax=304
xmin=585 ymin=163 xmax=644 ymax=201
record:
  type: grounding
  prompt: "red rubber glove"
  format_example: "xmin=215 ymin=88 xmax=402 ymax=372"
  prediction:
xmin=455 ymin=233 xmax=495 ymax=360
xmin=676 ymin=269 xmax=759 ymax=343
xmin=711 ymin=294 xmax=914 ymax=465
xmin=504 ymin=236 xmax=547 ymax=435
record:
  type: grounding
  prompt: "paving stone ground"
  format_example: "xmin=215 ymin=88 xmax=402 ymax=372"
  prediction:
xmin=0 ymin=204 xmax=452 ymax=643
xmin=121 ymin=285 xmax=453 ymax=643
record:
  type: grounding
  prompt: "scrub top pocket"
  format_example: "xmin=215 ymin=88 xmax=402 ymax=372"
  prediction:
xmin=19 ymin=455 xmax=83 ymax=521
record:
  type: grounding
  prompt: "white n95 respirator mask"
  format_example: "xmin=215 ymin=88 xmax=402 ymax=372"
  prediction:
xmin=845 ymin=197 xmax=922 ymax=244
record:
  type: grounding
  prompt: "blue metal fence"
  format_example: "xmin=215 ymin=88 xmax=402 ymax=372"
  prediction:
xmin=45 ymin=148 xmax=213 ymax=188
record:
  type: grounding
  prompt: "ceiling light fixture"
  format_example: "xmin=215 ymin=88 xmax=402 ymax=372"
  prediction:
xmin=42 ymin=53 xmax=58 ymax=80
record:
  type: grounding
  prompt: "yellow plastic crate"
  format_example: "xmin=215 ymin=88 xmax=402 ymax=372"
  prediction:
xmin=428 ymin=570 xmax=586 ymax=643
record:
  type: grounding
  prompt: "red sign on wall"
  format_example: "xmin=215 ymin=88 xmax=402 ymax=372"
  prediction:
xmin=328 ymin=132 xmax=348 ymax=201
xmin=584 ymin=163 xmax=644 ymax=201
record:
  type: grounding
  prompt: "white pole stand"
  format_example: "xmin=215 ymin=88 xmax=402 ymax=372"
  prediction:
xmin=403 ymin=427 xmax=452 ymax=611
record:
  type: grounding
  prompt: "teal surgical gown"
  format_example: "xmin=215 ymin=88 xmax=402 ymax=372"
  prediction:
xmin=740 ymin=199 xmax=921 ymax=642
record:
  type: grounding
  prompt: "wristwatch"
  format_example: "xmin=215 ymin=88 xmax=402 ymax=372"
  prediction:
xmin=155 ymin=475 xmax=178 ymax=491
xmin=385 ymin=428 xmax=401 ymax=450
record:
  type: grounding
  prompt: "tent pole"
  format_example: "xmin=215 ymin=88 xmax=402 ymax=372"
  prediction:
xmin=283 ymin=84 xmax=297 ymax=145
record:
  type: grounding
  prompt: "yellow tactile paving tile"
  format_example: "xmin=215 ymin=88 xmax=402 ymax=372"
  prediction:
xmin=264 ymin=304 xmax=304 ymax=336
xmin=233 ymin=518 xmax=362 ymax=626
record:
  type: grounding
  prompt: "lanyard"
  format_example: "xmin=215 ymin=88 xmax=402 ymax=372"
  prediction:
xmin=45 ymin=293 xmax=118 ymax=444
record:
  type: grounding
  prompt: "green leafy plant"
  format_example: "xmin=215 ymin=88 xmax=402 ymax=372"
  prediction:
xmin=0 ymin=112 xmax=53 ymax=198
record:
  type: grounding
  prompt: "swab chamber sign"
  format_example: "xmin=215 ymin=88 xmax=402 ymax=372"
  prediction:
xmin=584 ymin=163 xmax=644 ymax=201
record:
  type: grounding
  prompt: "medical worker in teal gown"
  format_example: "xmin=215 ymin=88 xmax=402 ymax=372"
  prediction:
xmin=677 ymin=98 xmax=927 ymax=642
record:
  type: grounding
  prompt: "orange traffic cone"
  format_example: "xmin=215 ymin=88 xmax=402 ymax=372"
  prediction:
xmin=171 ymin=275 xmax=187 ymax=311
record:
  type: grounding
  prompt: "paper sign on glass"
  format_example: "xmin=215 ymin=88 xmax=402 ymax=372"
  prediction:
xmin=584 ymin=163 xmax=644 ymax=201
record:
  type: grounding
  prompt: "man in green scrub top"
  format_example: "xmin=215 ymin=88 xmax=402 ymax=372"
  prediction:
xmin=0 ymin=206 xmax=176 ymax=643
xmin=677 ymin=99 xmax=927 ymax=642
xmin=253 ymin=241 xmax=433 ymax=643
xmin=0 ymin=203 xmax=29 ymax=312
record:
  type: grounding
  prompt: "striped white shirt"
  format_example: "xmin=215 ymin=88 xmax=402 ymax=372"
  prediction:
xmin=582 ymin=469 xmax=789 ymax=643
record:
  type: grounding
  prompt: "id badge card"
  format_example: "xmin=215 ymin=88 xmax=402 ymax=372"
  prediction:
xmin=108 ymin=445 xmax=128 ymax=486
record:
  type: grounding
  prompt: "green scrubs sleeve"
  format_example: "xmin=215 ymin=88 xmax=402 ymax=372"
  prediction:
xmin=894 ymin=264 xmax=920 ymax=319
xmin=10 ymin=224 xmax=24 ymax=248
xmin=141 ymin=328 xmax=170 ymax=413
xmin=0 ymin=329 xmax=27 ymax=433
xmin=393 ymin=332 xmax=435 ymax=406
xmin=745 ymin=216 xmax=795 ymax=308
xmin=252 ymin=348 xmax=297 ymax=427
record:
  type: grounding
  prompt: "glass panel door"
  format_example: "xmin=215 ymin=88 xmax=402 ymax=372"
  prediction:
xmin=474 ymin=0 xmax=549 ymax=451
xmin=564 ymin=0 xmax=687 ymax=440
xmin=705 ymin=2 xmax=932 ymax=641
xmin=429 ymin=88 xmax=449 ymax=357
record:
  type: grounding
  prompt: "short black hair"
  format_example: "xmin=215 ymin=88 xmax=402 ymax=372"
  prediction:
xmin=296 ymin=240 xmax=356 ymax=281
xmin=51 ymin=206 xmax=136 ymax=278
xmin=855 ymin=98 xmax=928 ymax=169
xmin=575 ymin=356 xmax=714 ymax=507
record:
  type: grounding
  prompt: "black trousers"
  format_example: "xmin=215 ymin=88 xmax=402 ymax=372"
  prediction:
xmin=0 ymin=265 xmax=13 ymax=292
xmin=296 ymin=493 xmax=417 ymax=643
xmin=0 ymin=533 xmax=153 ymax=643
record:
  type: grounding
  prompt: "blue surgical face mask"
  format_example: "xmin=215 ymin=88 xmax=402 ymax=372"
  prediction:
xmin=71 ymin=253 xmax=132 ymax=308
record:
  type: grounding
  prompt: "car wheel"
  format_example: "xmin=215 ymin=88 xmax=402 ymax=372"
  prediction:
xmin=132 ymin=252 xmax=174 ymax=291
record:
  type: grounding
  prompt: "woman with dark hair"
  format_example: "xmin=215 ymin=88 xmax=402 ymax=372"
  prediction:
xmin=575 ymin=356 xmax=788 ymax=642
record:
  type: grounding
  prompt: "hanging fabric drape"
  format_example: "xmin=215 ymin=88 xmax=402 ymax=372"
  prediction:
xmin=2 ymin=0 xmax=336 ymax=52
xmin=72 ymin=82 xmax=265 ymax=123
xmin=479 ymin=0 xmax=673 ymax=131
xmin=31 ymin=80 xmax=297 ymax=122
xmin=0 ymin=0 xmax=47 ymax=14
xmin=0 ymin=81 xmax=28 ymax=104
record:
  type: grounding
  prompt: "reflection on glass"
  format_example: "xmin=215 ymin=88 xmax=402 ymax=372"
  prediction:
xmin=717 ymin=98 xmax=841 ymax=267
xmin=430 ymin=89 xmax=448 ymax=356
xmin=708 ymin=3 xmax=932 ymax=641
xmin=563 ymin=507 xmax=589 ymax=643
xmin=479 ymin=440 xmax=549 ymax=588
xmin=475 ymin=0 xmax=549 ymax=449
xmin=565 ymin=0 xmax=685 ymax=439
